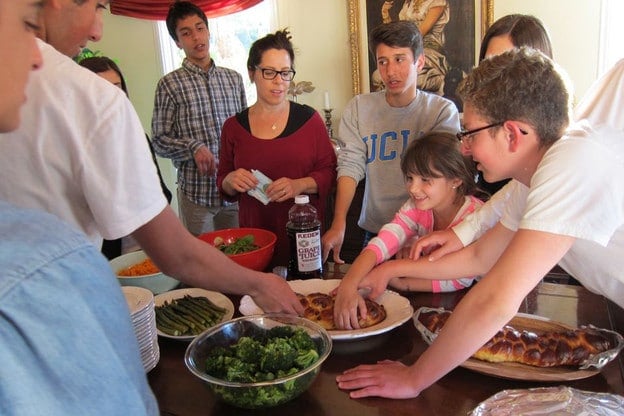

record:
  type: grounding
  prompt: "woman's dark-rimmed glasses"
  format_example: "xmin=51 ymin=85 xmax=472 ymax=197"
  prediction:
xmin=255 ymin=66 xmax=296 ymax=81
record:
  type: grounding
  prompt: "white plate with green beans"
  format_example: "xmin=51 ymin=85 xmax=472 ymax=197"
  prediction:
xmin=154 ymin=288 xmax=234 ymax=341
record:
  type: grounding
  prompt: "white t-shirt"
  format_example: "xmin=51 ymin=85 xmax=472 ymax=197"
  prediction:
xmin=453 ymin=180 xmax=518 ymax=246
xmin=575 ymin=58 xmax=624 ymax=131
xmin=0 ymin=40 xmax=166 ymax=245
xmin=497 ymin=124 xmax=624 ymax=307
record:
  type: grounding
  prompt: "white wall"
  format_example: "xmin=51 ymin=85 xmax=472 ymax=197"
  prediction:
xmin=493 ymin=0 xmax=602 ymax=103
xmin=274 ymin=0 xmax=351 ymax=123
xmin=95 ymin=14 xmax=161 ymax=133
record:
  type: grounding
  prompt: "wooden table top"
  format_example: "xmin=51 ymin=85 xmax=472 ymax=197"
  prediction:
xmin=148 ymin=263 xmax=624 ymax=415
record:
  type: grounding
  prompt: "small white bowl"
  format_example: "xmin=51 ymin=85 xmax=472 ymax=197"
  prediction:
xmin=110 ymin=250 xmax=179 ymax=295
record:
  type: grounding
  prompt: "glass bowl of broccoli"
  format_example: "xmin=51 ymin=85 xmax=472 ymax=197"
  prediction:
xmin=184 ymin=314 xmax=332 ymax=409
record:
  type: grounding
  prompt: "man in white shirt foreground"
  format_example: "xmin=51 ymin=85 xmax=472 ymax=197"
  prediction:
xmin=0 ymin=0 xmax=302 ymax=315
xmin=0 ymin=1 xmax=158 ymax=414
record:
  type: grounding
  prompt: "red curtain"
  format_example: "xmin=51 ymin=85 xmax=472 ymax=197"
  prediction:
xmin=110 ymin=0 xmax=264 ymax=21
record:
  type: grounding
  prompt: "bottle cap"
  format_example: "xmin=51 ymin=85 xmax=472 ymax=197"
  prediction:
xmin=295 ymin=195 xmax=309 ymax=204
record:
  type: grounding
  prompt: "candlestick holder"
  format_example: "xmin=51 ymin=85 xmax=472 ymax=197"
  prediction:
xmin=323 ymin=108 xmax=333 ymax=138
xmin=323 ymin=108 xmax=342 ymax=153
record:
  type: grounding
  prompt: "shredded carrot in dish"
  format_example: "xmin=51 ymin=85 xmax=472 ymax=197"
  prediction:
xmin=118 ymin=258 xmax=160 ymax=276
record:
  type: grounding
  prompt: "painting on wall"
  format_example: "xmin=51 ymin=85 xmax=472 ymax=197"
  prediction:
xmin=348 ymin=0 xmax=493 ymax=110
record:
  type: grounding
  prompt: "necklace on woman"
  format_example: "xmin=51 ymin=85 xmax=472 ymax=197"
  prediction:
xmin=266 ymin=109 xmax=285 ymax=131
xmin=250 ymin=102 xmax=288 ymax=135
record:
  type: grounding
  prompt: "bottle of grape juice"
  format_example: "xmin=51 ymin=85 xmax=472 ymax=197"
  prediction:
xmin=286 ymin=195 xmax=322 ymax=279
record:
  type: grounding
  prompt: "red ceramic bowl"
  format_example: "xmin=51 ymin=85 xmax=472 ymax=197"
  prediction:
xmin=198 ymin=228 xmax=277 ymax=271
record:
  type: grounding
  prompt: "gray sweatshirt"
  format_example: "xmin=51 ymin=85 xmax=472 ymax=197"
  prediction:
xmin=337 ymin=90 xmax=460 ymax=233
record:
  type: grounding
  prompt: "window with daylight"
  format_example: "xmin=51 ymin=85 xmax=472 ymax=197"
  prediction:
xmin=599 ymin=0 xmax=624 ymax=73
xmin=155 ymin=0 xmax=276 ymax=104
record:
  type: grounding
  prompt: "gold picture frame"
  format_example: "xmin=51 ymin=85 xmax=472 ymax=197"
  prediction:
xmin=348 ymin=0 xmax=494 ymax=97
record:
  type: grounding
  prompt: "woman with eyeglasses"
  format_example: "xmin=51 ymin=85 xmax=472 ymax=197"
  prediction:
xmin=217 ymin=29 xmax=337 ymax=268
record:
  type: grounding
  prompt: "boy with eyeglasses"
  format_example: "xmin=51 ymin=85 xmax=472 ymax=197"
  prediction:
xmin=336 ymin=47 xmax=624 ymax=399
xmin=322 ymin=20 xmax=460 ymax=264
xmin=152 ymin=1 xmax=246 ymax=236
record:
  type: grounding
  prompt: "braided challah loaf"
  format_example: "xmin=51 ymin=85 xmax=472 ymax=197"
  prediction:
xmin=418 ymin=310 xmax=612 ymax=367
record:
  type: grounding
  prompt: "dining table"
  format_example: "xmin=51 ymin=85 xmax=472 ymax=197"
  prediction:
xmin=148 ymin=263 xmax=624 ymax=415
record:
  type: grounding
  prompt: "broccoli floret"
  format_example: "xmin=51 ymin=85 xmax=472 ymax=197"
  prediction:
xmin=245 ymin=385 xmax=284 ymax=407
xmin=234 ymin=336 xmax=263 ymax=362
xmin=288 ymin=328 xmax=317 ymax=351
xmin=225 ymin=357 xmax=257 ymax=383
xmin=207 ymin=345 xmax=233 ymax=359
xmin=205 ymin=355 xmax=226 ymax=378
xmin=260 ymin=338 xmax=297 ymax=372
xmin=254 ymin=371 xmax=276 ymax=381
xmin=294 ymin=348 xmax=319 ymax=368
xmin=267 ymin=325 xmax=295 ymax=339
xmin=205 ymin=346 xmax=234 ymax=378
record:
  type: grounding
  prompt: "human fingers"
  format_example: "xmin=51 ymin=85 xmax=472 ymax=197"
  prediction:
xmin=410 ymin=233 xmax=443 ymax=259
xmin=360 ymin=271 xmax=387 ymax=300
xmin=193 ymin=149 xmax=211 ymax=175
xmin=332 ymin=247 xmax=345 ymax=264
xmin=333 ymin=294 xmax=355 ymax=330
xmin=364 ymin=284 xmax=384 ymax=301
xmin=337 ymin=361 xmax=417 ymax=399
xmin=195 ymin=156 xmax=208 ymax=175
xmin=336 ymin=363 xmax=387 ymax=392
xmin=266 ymin=180 xmax=292 ymax=202
xmin=278 ymin=279 xmax=304 ymax=314
xmin=322 ymin=245 xmax=331 ymax=263
xmin=206 ymin=154 xmax=216 ymax=176
xmin=343 ymin=295 xmax=363 ymax=330
xmin=423 ymin=243 xmax=452 ymax=261
xmin=321 ymin=228 xmax=345 ymax=264
xmin=229 ymin=169 xmax=257 ymax=192
xmin=322 ymin=242 xmax=344 ymax=264
xmin=350 ymin=295 xmax=368 ymax=329
xmin=254 ymin=276 xmax=303 ymax=314
xmin=423 ymin=230 xmax=463 ymax=261
xmin=321 ymin=234 xmax=334 ymax=263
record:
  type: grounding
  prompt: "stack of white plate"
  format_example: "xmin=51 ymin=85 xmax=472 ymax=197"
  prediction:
xmin=121 ymin=286 xmax=160 ymax=372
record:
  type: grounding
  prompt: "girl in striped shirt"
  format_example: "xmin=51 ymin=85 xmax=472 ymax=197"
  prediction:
xmin=334 ymin=132 xmax=484 ymax=329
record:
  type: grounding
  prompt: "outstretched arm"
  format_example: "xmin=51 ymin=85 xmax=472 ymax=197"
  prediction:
xmin=333 ymin=249 xmax=377 ymax=329
xmin=133 ymin=206 xmax=304 ymax=315
xmin=412 ymin=182 xmax=516 ymax=260
xmin=409 ymin=228 xmax=463 ymax=261
xmin=362 ymin=222 xmax=513 ymax=299
xmin=337 ymin=229 xmax=575 ymax=399
xmin=322 ymin=176 xmax=358 ymax=263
